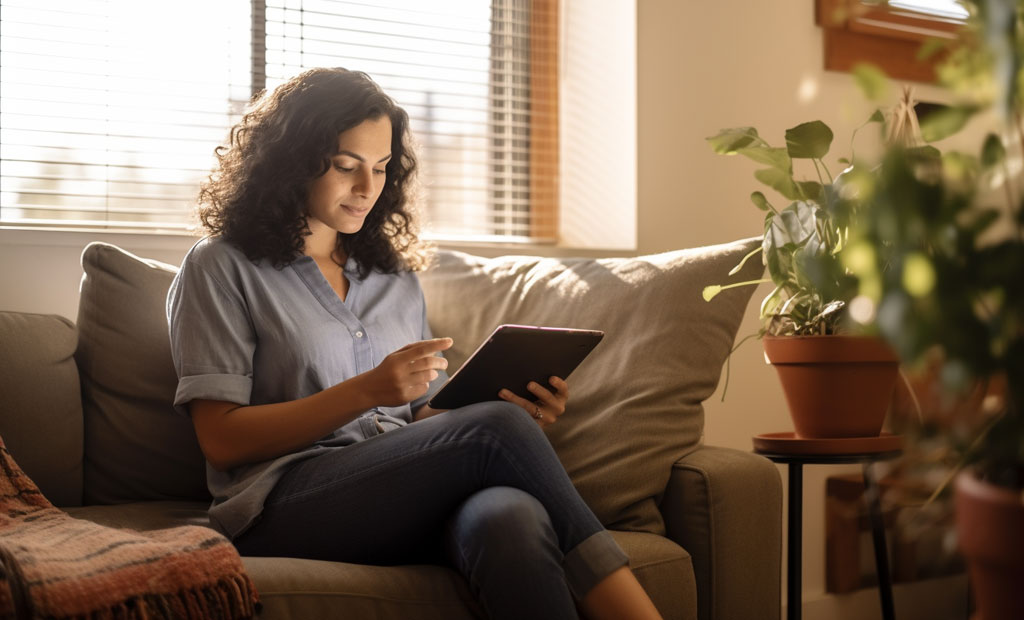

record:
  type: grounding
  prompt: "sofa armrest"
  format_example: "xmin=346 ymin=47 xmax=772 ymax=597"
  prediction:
xmin=659 ymin=445 xmax=781 ymax=620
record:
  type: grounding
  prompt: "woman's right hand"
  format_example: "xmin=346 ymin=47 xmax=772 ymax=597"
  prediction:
xmin=360 ymin=338 xmax=452 ymax=407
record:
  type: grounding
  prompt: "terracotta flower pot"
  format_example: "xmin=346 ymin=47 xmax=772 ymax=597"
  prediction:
xmin=763 ymin=335 xmax=899 ymax=438
xmin=955 ymin=470 xmax=1024 ymax=620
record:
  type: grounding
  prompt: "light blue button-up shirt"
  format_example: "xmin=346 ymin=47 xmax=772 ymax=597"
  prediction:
xmin=166 ymin=236 xmax=447 ymax=538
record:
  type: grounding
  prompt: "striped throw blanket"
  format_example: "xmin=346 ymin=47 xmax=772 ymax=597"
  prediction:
xmin=0 ymin=439 xmax=258 ymax=619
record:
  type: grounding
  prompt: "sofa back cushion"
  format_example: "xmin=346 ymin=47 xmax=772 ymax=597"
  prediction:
xmin=419 ymin=238 xmax=762 ymax=534
xmin=76 ymin=242 xmax=210 ymax=504
xmin=0 ymin=311 xmax=84 ymax=506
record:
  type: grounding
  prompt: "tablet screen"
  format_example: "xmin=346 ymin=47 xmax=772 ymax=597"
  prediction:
xmin=427 ymin=324 xmax=604 ymax=410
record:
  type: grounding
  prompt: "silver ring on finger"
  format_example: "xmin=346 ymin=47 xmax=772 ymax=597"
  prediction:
xmin=533 ymin=405 xmax=543 ymax=420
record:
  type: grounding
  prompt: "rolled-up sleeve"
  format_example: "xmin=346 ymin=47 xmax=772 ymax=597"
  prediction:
xmin=167 ymin=257 xmax=256 ymax=417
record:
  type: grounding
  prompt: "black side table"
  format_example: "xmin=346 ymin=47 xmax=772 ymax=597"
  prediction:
xmin=754 ymin=439 xmax=902 ymax=620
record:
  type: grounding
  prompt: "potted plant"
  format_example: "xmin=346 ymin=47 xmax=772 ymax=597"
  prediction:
xmin=704 ymin=117 xmax=900 ymax=439
xmin=838 ymin=1 xmax=1023 ymax=617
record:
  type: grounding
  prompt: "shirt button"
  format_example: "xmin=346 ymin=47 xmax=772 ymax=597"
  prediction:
xmin=355 ymin=331 xmax=364 ymax=338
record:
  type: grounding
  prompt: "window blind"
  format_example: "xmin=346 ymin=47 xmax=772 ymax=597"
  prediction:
xmin=262 ymin=0 xmax=557 ymax=241
xmin=0 ymin=0 xmax=557 ymax=240
xmin=0 ymin=0 xmax=252 ymax=232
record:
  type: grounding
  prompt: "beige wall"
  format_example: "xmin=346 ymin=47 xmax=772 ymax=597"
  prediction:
xmin=0 ymin=1 xmax=976 ymax=617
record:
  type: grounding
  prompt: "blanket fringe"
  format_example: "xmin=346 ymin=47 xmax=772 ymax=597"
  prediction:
xmin=51 ymin=574 xmax=259 ymax=620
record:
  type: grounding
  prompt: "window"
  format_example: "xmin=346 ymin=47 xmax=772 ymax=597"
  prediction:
xmin=816 ymin=0 xmax=967 ymax=83
xmin=0 ymin=0 xmax=558 ymax=242
xmin=0 ymin=0 xmax=251 ymax=233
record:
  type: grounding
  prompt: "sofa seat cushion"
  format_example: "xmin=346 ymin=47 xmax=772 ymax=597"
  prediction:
xmin=245 ymin=533 xmax=695 ymax=620
xmin=63 ymin=500 xmax=212 ymax=530
xmin=63 ymin=503 xmax=697 ymax=620
xmin=243 ymin=558 xmax=482 ymax=620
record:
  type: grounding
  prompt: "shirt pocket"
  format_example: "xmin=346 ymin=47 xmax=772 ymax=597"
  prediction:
xmin=374 ymin=414 xmax=406 ymax=434
xmin=358 ymin=415 xmax=381 ymax=440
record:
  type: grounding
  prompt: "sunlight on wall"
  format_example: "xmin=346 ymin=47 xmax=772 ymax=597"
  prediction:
xmin=558 ymin=0 xmax=636 ymax=250
xmin=798 ymin=75 xmax=820 ymax=104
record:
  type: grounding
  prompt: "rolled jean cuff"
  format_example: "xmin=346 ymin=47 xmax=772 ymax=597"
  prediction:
xmin=563 ymin=529 xmax=630 ymax=600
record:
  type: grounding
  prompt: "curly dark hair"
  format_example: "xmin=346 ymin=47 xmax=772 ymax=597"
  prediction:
xmin=197 ymin=67 xmax=428 ymax=277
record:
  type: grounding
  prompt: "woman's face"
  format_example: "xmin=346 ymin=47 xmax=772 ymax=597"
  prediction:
xmin=306 ymin=116 xmax=393 ymax=235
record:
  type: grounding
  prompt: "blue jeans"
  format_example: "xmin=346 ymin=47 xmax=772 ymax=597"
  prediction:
xmin=232 ymin=401 xmax=628 ymax=619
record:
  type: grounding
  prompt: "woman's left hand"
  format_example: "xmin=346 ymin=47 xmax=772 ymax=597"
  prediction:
xmin=499 ymin=376 xmax=569 ymax=428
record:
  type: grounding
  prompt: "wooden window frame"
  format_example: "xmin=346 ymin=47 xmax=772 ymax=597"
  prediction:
xmin=529 ymin=0 xmax=559 ymax=240
xmin=816 ymin=0 xmax=964 ymax=83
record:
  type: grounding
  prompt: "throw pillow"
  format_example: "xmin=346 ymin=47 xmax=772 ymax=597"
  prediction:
xmin=419 ymin=238 xmax=762 ymax=534
xmin=76 ymin=242 xmax=209 ymax=503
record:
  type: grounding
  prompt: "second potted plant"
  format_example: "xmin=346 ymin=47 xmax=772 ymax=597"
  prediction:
xmin=704 ymin=117 xmax=899 ymax=439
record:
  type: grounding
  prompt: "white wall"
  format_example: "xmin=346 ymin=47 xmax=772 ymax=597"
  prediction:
xmin=0 ymin=229 xmax=193 ymax=319
xmin=559 ymin=0 xmax=637 ymax=249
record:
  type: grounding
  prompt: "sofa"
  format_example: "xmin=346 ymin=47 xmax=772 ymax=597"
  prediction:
xmin=0 ymin=237 xmax=781 ymax=620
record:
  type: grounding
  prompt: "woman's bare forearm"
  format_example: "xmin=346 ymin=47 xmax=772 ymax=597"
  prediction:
xmin=190 ymin=375 xmax=377 ymax=471
xmin=191 ymin=338 xmax=452 ymax=471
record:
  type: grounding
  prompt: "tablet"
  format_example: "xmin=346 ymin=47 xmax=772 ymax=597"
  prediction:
xmin=427 ymin=324 xmax=604 ymax=410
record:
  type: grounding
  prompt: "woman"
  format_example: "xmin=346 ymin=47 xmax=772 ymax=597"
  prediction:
xmin=167 ymin=67 xmax=662 ymax=620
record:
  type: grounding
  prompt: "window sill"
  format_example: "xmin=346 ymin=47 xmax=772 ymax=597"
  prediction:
xmin=816 ymin=0 xmax=963 ymax=84
xmin=0 ymin=226 xmax=633 ymax=259
xmin=0 ymin=226 xmax=200 ymax=252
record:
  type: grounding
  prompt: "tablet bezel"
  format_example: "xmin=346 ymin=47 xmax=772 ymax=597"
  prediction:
xmin=427 ymin=324 xmax=604 ymax=410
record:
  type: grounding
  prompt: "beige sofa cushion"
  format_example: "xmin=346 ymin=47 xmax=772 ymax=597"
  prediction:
xmin=244 ymin=532 xmax=694 ymax=620
xmin=419 ymin=238 xmax=762 ymax=535
xmin=65 ymin=503 xmax=696 ymax=620
xmin=76 ymin=242 xmax=210 ymax=504
xmin=0 ymin=311 xmax=83 ymax=506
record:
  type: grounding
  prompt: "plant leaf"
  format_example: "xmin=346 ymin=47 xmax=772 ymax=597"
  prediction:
xmin=771 ymin=201 xmax=818 ymax=247
xmin=942 ymin=151 xmax=981 ymax=187
xmin=902 ymin=253 xmax=937 ymax=297
xmin=702 ymin=285 xmax=722 ymax=302
xmin=906 ymin=145 xmax=943 ymax=160
xmin=750 ymin=191 xmax=771 ymax=212
xmin=852 ymin=63 xmax=890 ymax=102
xmin=797 ymin=181 xmax=824 ymax=203
xmin=981 ymin=133 xmax=1006 ymax=168
xmin=966 ymin=207 xmax=1001 ymax=236
xmin=759 ymin=284 xmax=784 ymax=321
xmin=763 ymin=201 xmax=818 ymax=286
xmin=919 ymin=105 xmax=977 ymax=142
xmin=736 ymin=146 xmax=792 ymax=171
xmin=868 ymin=109 xmax=885 ymax=123
xmin=706 ymin=127 xmax=761 ymax=154
xmin=785 ymin=121 xmax=834 ymax=159
xmin=754 ymin=167 xmax=801 ymax=200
